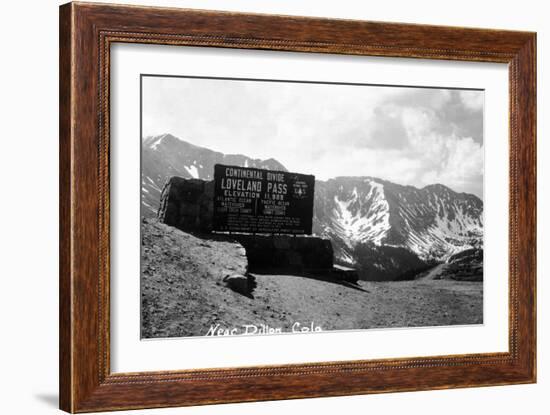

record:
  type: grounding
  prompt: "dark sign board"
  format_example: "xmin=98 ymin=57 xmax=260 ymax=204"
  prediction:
xmin=213 ymin=164 xmax=315 ymax=235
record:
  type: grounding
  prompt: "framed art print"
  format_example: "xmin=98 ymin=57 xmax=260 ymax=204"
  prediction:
xmin=59 ymin=2 xmax=536 ymax=412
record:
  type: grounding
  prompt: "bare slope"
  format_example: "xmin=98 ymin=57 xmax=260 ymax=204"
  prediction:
xmin=141 ymin=220 xmax=483 ymax=338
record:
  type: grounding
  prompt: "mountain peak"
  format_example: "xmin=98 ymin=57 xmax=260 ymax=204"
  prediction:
xmin=144 ymin=133 xmax=202 ymax=151
xmin=422 ymin=183 xmax=482 ymax=202
xmin=141 ymin=134 xmax=288 ymax=217
xmin=422 ymin=183 xmax=454 ymax=194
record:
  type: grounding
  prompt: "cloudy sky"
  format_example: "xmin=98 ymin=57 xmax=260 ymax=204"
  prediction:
xmin=142 ymin=76 xmax=484 ymax=197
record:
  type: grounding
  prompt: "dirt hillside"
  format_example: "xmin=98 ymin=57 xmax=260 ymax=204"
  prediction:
xmin=141 ymin=219 xmax=483 ymax=338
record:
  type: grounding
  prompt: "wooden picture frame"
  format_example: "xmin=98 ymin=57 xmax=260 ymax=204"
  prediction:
xmin=59 ymin=2 xmax=536 ymax=412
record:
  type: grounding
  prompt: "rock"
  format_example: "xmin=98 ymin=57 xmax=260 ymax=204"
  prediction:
xmin=223 ymin=274 xmax=250 ymax=296
xmin=331 ymin=264 xmax=359 ymax=283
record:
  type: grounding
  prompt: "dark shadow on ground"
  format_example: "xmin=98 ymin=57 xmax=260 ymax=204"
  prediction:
xmin=250 ymin=268 xmax=369 ymax=293
xmin=185 ymin=230 xmax=243 ymax=243
xmin=222 ymin=273 xmax=258 ymax=299
xmin=159 ymin=226 xmax=366 ymax=293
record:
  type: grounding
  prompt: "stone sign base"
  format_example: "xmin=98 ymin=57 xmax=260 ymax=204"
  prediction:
xmin=158 ymin=177 xmax=214 ymax=233
xmin=158 ymin=176 xmax=357 ymax=281
xmin=232 ymin=234 xmax=333 ymax=272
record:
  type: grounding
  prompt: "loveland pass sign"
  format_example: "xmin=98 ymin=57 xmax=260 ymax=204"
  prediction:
xmin=213 ymin=164 xmax=315 ymax=235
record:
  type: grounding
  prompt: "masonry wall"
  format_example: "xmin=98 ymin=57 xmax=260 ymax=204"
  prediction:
xmin=158 ymin=177 xmax=214 ymax=233
xmin=158 ymin=176 xmax=334 ymax=272
xmin=233 ymin=234 xmax=334 ymax=271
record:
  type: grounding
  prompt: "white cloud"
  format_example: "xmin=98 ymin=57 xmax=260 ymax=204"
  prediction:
xmin=458 ymin=90 xmax=484 ymax=111
xmin=142 ymin=76 xmax=484 ymax=197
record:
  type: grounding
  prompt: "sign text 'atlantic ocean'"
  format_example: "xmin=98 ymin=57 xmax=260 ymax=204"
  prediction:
xmin=213 ymin=164 xmax=314 ymax=235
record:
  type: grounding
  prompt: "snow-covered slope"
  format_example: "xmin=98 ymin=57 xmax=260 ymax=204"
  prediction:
xmin=313 ymin=177 xmax=483 ymax=266
xmin=332 ymin=180 xmax=390 ymax=246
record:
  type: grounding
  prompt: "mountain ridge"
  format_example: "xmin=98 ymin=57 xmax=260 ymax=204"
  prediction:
xmin=328 ymin=176 xmax=482 ymax=201
xmin=141 ymin=133 xmax=287 ymax=217
xmin=141 ymin=133 xmax=483 ymax=280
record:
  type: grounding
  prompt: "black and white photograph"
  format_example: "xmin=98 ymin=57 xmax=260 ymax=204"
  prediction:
xmin=2 ymin=0 xmax=545 ymax=413
xmin=140 ymin=75 xmax=484 ymax=339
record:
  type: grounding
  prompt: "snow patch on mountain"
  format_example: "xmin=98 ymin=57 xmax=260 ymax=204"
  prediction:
xmin=331 ymin=181 xmax=390 ymax=247
xmin=184 ymin=165 xmax=199 ymax=179
xmin=313 ymin=177 xmax=483 ymax=264
xmin=148 ymin=134 xmax=171 ymax=150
